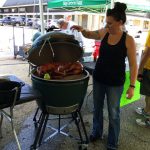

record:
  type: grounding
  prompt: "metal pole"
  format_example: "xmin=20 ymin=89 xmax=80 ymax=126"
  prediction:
xmin=111 ymin=0 xmax=114 ymax=9
xmin=46 ymin=8 xmax=49 ymax=29
xmin=25 ymin=10 xmax=27 ymax=26
xmin=102 ymin=0 xmax=114 ymax=28
xmin=13 ymin=26 xmax=16 ymax=58
xmin=33 ymin=0 xmax=36 ymax=18
xmin=39 ymin=0 xmax=44 ymax=35
xmin=23 ymin=27 xmax=25 ymax=45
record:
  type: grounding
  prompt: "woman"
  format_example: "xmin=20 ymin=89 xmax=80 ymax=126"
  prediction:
xmin=71 ymin=2 xmax=137 ymax=150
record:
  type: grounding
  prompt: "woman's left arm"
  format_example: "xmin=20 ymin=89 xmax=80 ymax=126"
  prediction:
xmin=126 ymin=35 xmax=138 ymax=99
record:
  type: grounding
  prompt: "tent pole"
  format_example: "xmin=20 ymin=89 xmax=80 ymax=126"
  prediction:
xmin=111 ymin=0 xmax=114 ymax=8
xmin=103 ymin=4 xmax=108 ymax=27
xmin=39 ymin=0 xmax=44 ymax=35
xmin=47 ymin=8 xmax=49 ymax=29
xmin=103 ymin=0 xmax=114 ymax=27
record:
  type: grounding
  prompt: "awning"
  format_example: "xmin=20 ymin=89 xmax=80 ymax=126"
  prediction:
xmin=48 ymin=0 xmax=110 ymax=13
xmin=118 ymin=0 xmax=150 ymax=13
xmin=128 ymin=4 xmax=150 ymax=12
xmin=48 ymin=0 xmax=150 ymax=13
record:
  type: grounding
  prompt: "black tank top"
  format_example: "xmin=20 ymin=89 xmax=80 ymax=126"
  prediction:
xmin=93 ymin=32 xmax=127 ymax=86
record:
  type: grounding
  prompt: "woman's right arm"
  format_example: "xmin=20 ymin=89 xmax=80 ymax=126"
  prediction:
xmin=70 ymin=25 xmax=106 ymax=40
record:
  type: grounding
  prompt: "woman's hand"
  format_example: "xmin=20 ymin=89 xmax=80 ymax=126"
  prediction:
xmin=126 ymin=87 xmax=135 ymax=99
xmin=70 ymin=25 xmax=83 ymax=32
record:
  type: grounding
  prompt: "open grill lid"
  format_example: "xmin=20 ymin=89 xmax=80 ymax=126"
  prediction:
xmin=27 ymin=31 xmax=83 ymax=66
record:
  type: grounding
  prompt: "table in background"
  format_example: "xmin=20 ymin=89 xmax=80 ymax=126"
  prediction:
xmin=0 ymin=74 xmax=40 ymax=105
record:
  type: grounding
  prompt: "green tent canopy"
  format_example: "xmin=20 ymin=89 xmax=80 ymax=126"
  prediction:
xmin=48 ymin=0 xmax=110 ymax=13
xmin=48 ymin=0 xmax=150 ymax=13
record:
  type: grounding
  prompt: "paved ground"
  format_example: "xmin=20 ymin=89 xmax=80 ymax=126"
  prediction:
xmin=0 ymin=55 xmax=149 ymax=150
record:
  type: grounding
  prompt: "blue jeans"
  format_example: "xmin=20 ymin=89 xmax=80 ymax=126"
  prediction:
xmin=92 ymin=79 xmax=123 ymax=149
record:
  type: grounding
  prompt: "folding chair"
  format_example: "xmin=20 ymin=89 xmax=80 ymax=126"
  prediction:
xmin=0 ymin=75 xmax=41 ymax=150
xmin=0 ymin=81 xmax=23 ymax=150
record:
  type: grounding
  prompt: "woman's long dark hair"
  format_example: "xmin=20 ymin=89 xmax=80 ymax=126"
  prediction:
xmin=106 ymin=2 xmax=127 ymax=24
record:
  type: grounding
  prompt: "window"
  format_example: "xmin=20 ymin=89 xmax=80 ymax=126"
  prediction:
xmin=19 ymin=8 xmax=25 ymax=12
xmin=12 ymin=8 xmax=17 ymax=13
xmin=4 ymin=9 xmax=9 ymax=13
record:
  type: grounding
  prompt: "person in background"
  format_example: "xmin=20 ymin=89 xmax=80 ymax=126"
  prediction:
xmin=31 ymin=28 xmax=42 ymax=42
xmin=57 ymin=18 xmax=83 ymax=46
xmin=65 ymin=15 xmax=72 ymax=22
xmin=45 ymin=25 xmax=60 ymax=32
xmin=71 ymin=2 xmax=137 ymax=150
xmin=136 ymin=30 xmax=150 ymax=127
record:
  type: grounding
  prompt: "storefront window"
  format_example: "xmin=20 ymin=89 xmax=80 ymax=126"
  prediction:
xmin=4 ymin=9 xmax=9 ymax=13
xmin=19 ymin=8 xmax=25 ymax=12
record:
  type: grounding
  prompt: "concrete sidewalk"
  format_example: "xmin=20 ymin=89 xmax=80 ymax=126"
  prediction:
xmin=0 ymin=57 xmax=149 ymax=150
